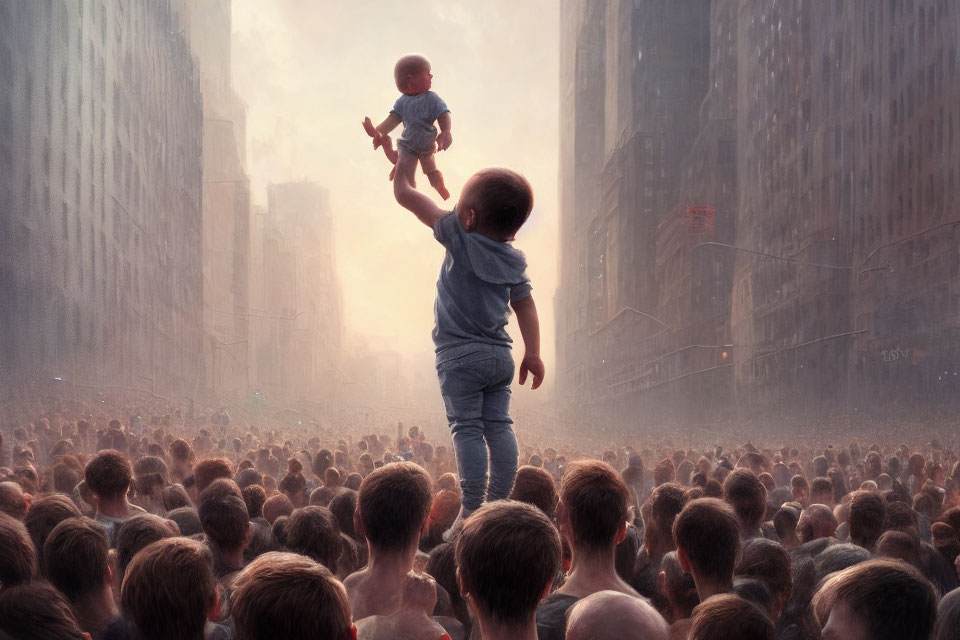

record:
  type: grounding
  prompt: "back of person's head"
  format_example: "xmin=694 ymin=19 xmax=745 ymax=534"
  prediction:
xmin=0 ymin=512 xmax=35 ymax=588
xmin=357 ymin=462 xmax=432 ymax=552
xmin=426 ymin=542 xmax=463 ymax=613
xmin=660 ymin=550 xmax=699 ymax=616
xmin=849 ymin=490 xmax=886 ymax=551
xmin=736 ymin=538 xmax=791 ymax=616
xmin=876 ymin=529 xmax=922 ymax=567
xmin=262 ymin=493 xmax=294 ymax=525
xmin=732 ymin=578 xmax=773 ymax=616
xmin=231 ymin=552 xmax=353 ymax=640
xmin=328 ymin=489 xmax=358 ymax=539
xmin=560 ymin=460 xmax=630 ymax=552
xmin=84 ymin=450 xmax=132 ymax=499
xmin=689 ymin=594 xmax=775 ymax=640
xmin=284 ymin=506 xmax=341 ymax=572
xmin=393 ymin=52 xmax=431 ymax=92
xmin=0 ymin=581 xmax=86 ymax=639
xmin=565 ymin=590 xmax=669 ymax=640
xmin=647 ymin=482 xmax=687 ymax=545
xmin=115 ymin=514 xmax=176 ymax=581
xmin=455 ymin=500 xmax=560 ymax=627
xmin=509 ymin=465 xmax=558 ymax=518
xmin=0 ymin=481 xmax=28 ymax=520
xmin=935 ymin=587 xmax=960 ymax=640
xmin=722 ymin=469 xmax=768 ymax=536
xmin=462 ymin=168 xmax=534 ymax=239
xmin=235 ymin=467 xmax=263 ymax=490
xmin=41 ymin=517 xmax=110 ymax=602
xmin=167 ymin=506 xmax=202 ymax=537
xmin=813 ymin=559 xmax=937 ymax=640
xmin=242 ymin=484 xmax=266 ymax=519
xmin=193 ymin=458 xmax=233 ymax=494
xmin=673 ymin=498 xmax=741 ymax=583
xmin=23 ymin=493 xmax=81 ymax=559
xmin=197 ymin=491 xmax=249 ymax=551
xmin=120 ymin=538 xmax=217 ymax=640
xmin=773 ymin=504 xmax=800 ymax=541
xmin=814 ymin=542 xmax=871 ymax=581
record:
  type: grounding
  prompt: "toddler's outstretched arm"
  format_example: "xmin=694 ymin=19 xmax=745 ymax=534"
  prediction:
xmin=394 ymin=156 xmax=445 ymax=229
xmin=511 ymin=296 xmax=544 ymax=389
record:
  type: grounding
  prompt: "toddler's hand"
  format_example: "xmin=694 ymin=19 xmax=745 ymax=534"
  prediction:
xmin=518 ymin=354 xmax=545 ymax=390
xmin=436 ymin=131 xmax=453 ymax=151
xmin=362 ymin=117 xmax=383 ymax=149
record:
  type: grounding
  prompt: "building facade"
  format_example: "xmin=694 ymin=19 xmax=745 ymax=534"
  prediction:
xmin=557 ymin=0 xmax=960 ymax=427
xmin=0 ymin=0 xmax=204 ymax=397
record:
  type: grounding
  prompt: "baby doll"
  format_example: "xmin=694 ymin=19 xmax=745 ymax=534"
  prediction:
xmin=363 ymin=53 xmax=452 ymax=200
xmin=355 ymin=572 xmax=454 ymax=640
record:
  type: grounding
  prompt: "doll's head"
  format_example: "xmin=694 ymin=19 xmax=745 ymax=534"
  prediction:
xmin=400 ymin=571 xmax=438 ymax=616
xmin=394 ymin=54 xmax=433 ymax=95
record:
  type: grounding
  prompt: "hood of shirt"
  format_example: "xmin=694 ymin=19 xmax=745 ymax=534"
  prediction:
xmin=459 ymin=225 xmax=528 ymax=285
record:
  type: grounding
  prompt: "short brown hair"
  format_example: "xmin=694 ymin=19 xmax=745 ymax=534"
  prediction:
xmin=231 ymin=552 xmax=352 ymax=640
xmin=84 ymin=450 xmax=133 ymax=498
xmin=560 ymin=460 xmax=630 ymax=551
xmin=736 ymin=538 xmax=791 ymax=600
xmin=198 ymin=491 xmax=249 ymax=551
xmin=462 ymin=168 xmax=534 ymax=238
xmin=0 ymin=512 xmax=35 ymax=588
xmin=0 ymin=581 xmax=86 ymax=639
xmin=393 ymin=53 xmax=430 ymax=92
xmin=121 ymin=538 xmax=217 ymax=640
xmin=358 ymin=462 xmax=432 ymax=552
xmin=262 ymin=493 xmax=294 ymax=525
xmin=115 ymin=514 xmax=175 ymax=580
xmin=813 ymin=559 xmax=937 ymax=640
xmin=722 ymin=469 xmax=768 ymax=535
xmin=23 ymin=493 xmax=81 ymax=560
xmin=193 ymin=458 xmax=233 ymax=494
xmin=647 ymin=482 xmax=687 ymax=540
xmin=509 ymin=465 xmax=558 ymax=518
xmin=690 ymin=593 xmax=775 ymax=640
xmin=673 ymin=498 xmax=741 ymax=582
xmin=849 ymin=490 xmax=886 ymax=551
xmin=284 ymin=506 xmax=341 ymax=573
xmin=455 ymin=501 xmax=560 ymax=626
xmin=242 ymin=484 xmax=266 ymax=519
xmin=41 ymin=517 xmax=110 ymax=601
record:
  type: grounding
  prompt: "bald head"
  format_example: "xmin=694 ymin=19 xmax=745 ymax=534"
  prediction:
xmin=0 ymin=482 xmax=28 ymax=519
xmin=566 ymin=591 xmax=669 ymax=640
xmin=797 ymin=504 xmax=837 ymax=543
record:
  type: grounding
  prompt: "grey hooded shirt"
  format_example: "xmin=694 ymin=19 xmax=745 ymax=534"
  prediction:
xmin=432 ymin=211 xmax=532 ymax=354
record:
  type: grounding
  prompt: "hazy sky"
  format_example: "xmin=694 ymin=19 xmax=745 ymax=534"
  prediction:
xmin=231 ymin=1 xmax=560 ymax=386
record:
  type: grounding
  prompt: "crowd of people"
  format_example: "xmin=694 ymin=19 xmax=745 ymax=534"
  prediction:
xmin=0 ymin=404 xmax=959 ymax=640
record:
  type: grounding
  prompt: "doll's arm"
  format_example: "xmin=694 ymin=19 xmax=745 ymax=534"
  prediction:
xmin=362 ymin=113 xmax=402 ymax=149
xmin=436 ymin=112 xmax=452 ymax=151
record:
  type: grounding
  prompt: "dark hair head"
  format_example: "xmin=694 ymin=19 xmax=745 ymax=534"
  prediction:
xmin=357 ymin=462 xmax=432 ymax=552
xmin=722 ymin=469 xmax=768 ymax=535
xmin=328 ymin=489 xmax=358 ymax=539
xmin=42 ymin=517 xmax=110 ymax=601
xmin=690 ymin=593 xmax=775 ymax=640
xmin=242 ymin=484 xmax=267 ymax=519
xmin=193 ymin=458 xmax=233 ymax=494
xmin=23 ymin=493 xmax=82 ymax=559
xmin=198 ymin=492 xmax=249 ymax=551
xmin=509 ymin=465 xmax=558 ymax=518
xmin=461 ymin=168 xmax=534 ymax=239
xmin=284 ymin=506 xmax=341 ymax=573
xmin=231 ymin=552 xmax=352 ymax=640
xmin=263 ymin=493 xmax=295 ymax=525
xmin=167 ymin=507 xmax=202 ymax=537
xmin=560 ymin=460 xmax=630 ymax=552
xmin=115 ymin=514 xmax=176 ymax=580
xmin=736 ymin=538 xmax=791 ymax=599
xmin=84 ymin=450 xmax=133 ymax=499
xmin=0 ymin=512 xmax=35 ymax=588
xmin=849 ymin=490 xmax=886 ymax=551
xmin=235 ymin=467 xmax=263 ymax=490
xmin=648 ymin=482 xmax=687 ymax=539
xmin=393 ymin=53 xmax=431 ymax=92
xmin=121 ymin=538 xmax=217 ymax=640
xmin=813 ymin=559 xmax=937 ymax=640
xmin=0 ymin=581 xmax=86 ymax=639
xmin=814 ymin=543 xmax=872 ymax=581
xmin=455 ymin=501 xmax=560 ymax=626
xmin=673 ymin=498 xmax=741 ymax=582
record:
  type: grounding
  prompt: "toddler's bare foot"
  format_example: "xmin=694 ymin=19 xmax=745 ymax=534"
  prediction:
xmin=427 ymin=170 xmax=450 ymax=200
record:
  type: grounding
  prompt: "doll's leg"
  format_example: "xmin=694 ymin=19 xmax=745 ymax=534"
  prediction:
xmin=420 ymin=154 xmax=450 ymax=200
